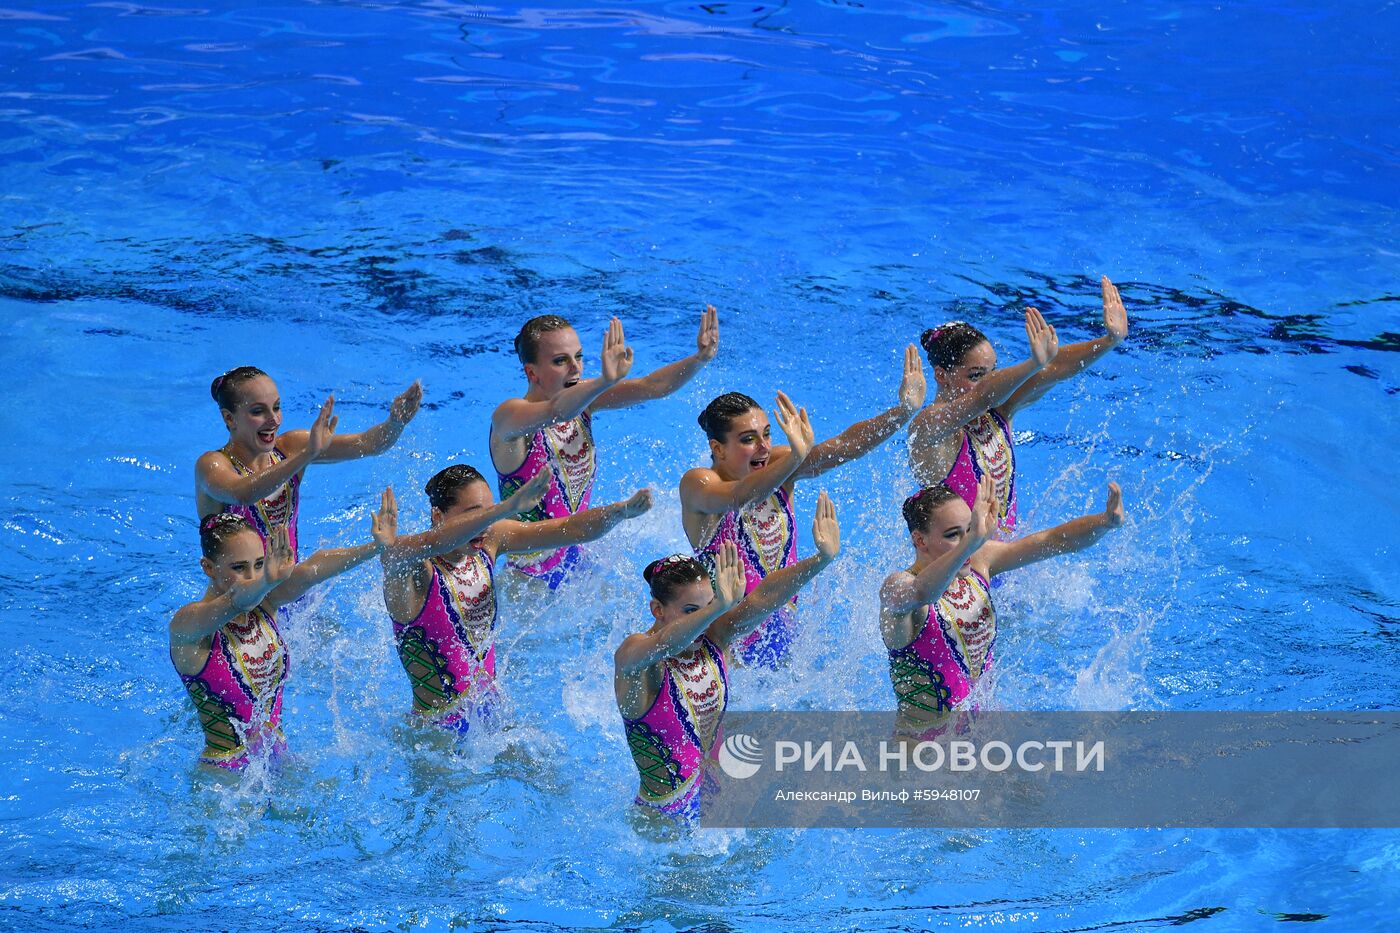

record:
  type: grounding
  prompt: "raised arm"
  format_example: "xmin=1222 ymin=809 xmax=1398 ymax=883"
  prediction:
xmin=265 ymin=488 xmax=396 ymax=608
xmin=379 ymin=471 xmax=549 ymax=572
xmin=593 ymin=305 xmax=718 ymax=411
xmin=310 ymin=380 xmax=422 ymax=463
xmin=708 ymin=492 xmax=841 ymax=646
xmin=909 ymin=308 xmax=1057 ymax=446
xmin=681 ymin=392 xmax=814 ymax=516
xmin=797 ymin=344 xmax=926 ymax=479
xmin=491 ymin=317 xmax=634 ymax=442
xmin=1002 ymin=277 xmax=1128 ymax=417
xmin=196 ymin=396 xmax=334 ymax=507
xmin=983 ymin=481 xmax=1124 ymax=577
xmin=169 ymin=526 xmax=297 ymax=646
xmin=489 ymin=488 xmax=653 ymax=557
xmin=881 ymin=475 xmax=998 ymax=620
xmin=615 ymin=542 xmax=745 ymax=675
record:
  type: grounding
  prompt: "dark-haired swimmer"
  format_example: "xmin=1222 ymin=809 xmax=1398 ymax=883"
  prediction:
xmin=380 ymin=464 xmax=652 ymax=735
xmin=196 ymin=366 xmax=422 ymax=558
xmin=910 ymin=277 xmax=1128 ymax=535
xmin=490 ymin=307 xmax=718 ymax=588
xmin=680 ymin=346 xmax=925 ymax=667
xmin=615 ymin=493 xmax=841 ymax=820
xmin=169 ymin=492 xmax=395 ymax=769
xmin=880 ymin=473 xmax=1124 ymax=739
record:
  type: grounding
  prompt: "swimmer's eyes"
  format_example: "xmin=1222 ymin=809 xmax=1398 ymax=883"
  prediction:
xmin=254 ymin=558 xmax=265 ymax=570
xmin=739 ymin=433 xmax=757 ymax=444
xmin=683 ymin=605 xmax=700 ymax=614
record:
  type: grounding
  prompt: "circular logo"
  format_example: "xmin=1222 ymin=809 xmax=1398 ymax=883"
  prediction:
xmin=718 ymin=733 xmax=763 ymax=780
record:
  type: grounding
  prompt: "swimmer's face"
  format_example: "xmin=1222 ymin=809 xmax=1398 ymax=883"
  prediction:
xmin=430 ymin=480 xmax=496 ymax=550
xmin=651 ymin=577 xmax=717 ymax=629
xmin=935 ymin=341 xmax=996 ymax=397
xmin=913 ymin=498 xmax=976 ymax=576
xmin=523 ymin=327 xmax=584 ymax=396
xmin=202 ymin=530 xmax=267 ymax=592
xmin=709 ymin=408 xmax=771 ymax=479
xmin=222 ymin=375 xmax=282 ymax=453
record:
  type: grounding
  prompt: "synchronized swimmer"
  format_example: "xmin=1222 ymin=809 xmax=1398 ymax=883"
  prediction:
xmin=172 ymin=286 xmax=1131 ymax=822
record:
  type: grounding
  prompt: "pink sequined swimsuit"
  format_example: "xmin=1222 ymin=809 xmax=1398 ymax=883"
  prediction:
xmin=621 ymin=636 xmax=728 ymax=820
xmin=493 ymin=410 xmax=596 ymax=588
xmin=392 ymin=549 xmax=500 ymax=734
xmin=941 ymin=410 xmax=1017 ymax=536
xmin=695 ymin=486 xmax=798 ymax=669
xmin=220 ymin=444 xmax=302 ymax=558
xmin=888 ymin=569 xmax=997 ymax=733
xmin=174 ymin=605 xmax=289 ymax=769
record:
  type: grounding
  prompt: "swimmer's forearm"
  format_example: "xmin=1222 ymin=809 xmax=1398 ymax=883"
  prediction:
xmin=318 ymin=418 xmax=405 ymax=462
xmin=383 ymin=503 xmax=517 ymax=568
xmin=903 ymin=541 xmax=981 ymax=609
xmin=986 ymin=512 xmax=1114 ymax=576
xmin=273 ymin=541 xmax=383 ymax=604
xmin=501 ymin=499 xmax=631 ymax=554
xmin=207 ymin=447 xmax=314 ymax=505
xmin=721 ymin=553 xmax=832 ymax=638
xmin=797 ymin=404 xmax=912 ymax=479
xmin=170 ymin=582 xmax=276 ymax=643
xmin=726 ymin=448 xmax=804 ymax=510
xmin=595 ymin=352 xmax=708 ymax=409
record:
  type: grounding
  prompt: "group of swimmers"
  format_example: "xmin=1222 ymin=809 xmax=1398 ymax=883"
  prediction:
xmin=171 ymin=279 xmax=1131 ymax=819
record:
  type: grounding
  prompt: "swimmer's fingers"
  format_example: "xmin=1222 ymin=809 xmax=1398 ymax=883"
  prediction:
xmin=1025 ymin=307 xmax=1058 ymax=367
xmin=697 ymin=304 xmax=719 ymax=360
xmin=898 ymin=343 xmax=927 ymax=411
xmin=1104 ymin=481 xmax=1124 ymax=527
xmin=372 ymin=486 xmax=397 ymax=548
xmin=512 ymin=470 xmax=551 ymax=509
xmin=812 ymin=490 xmax=841 ymax=559
xmin=717 ymin=541 xmax=744 ymax=605
xmin=601 ymin=317 xmax=633 ymax=383
xmin=390 ymin=380 xmax=423 ymax=425
xmin=623 ymin=488 xmax=654 ymax=517
xmin=1102 ymin=276 xmax=1128 ymax=342
xmin=309 ymin=395 xmax=337 ymax=457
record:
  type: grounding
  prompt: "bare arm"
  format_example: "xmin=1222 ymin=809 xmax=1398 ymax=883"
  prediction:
xmin=196 ymin=396 xmax=334 ymax=507
xmin=708 ymin=492 xmax=841 ymax=646
xmin=379 ymin=472 xmax=550 ymax=572
xmin=909 ymin=308 xmax=1057 ymax=446
xmin=984 ymin=482 xmax=1124 ymax=577
xmin=798 ymin=344 xmax=925 ymax=479
xmin=489 ymin=489 xmax=652 ymax=557
xmin=266 ymin=488 xmax=396 ymax=607
xmin=594 ymin=305 xmax=718 ymax=411
xmin=491 ymin=317 xmax=633 ymax=442
xmin=680 ymin=392 xmax=814 ymax=515
xmin=169 ymin=578 xmax=279 ymax=646
xmin=1003 ymin=278 xmax=1128 ymax=416
xmin=615 ymin=542 xmax=744 ymax=675
xmin=313 ymin=381 xmax=422 ymax=463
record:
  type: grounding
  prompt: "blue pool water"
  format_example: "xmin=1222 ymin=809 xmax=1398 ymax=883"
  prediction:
xmin=2 ymin=0 xmax=1398 ymax=929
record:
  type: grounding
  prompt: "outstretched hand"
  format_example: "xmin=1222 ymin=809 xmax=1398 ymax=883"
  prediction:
xmin=307 ymin=395 xmax=339 ymax=458
xmin=508 ymin=470 xmax=552 ymax=512
xmin=371 ymin=486 xmax=397 ymax=550
xmin=1101 ymin=276 xmax=1128 ymax=344
xmin=390 ymin=380 xmax=423 ymax=426
xmin=812 ymin=490 xmax=841 ymax=560
xmin=713 ymin=540 xmax=745 ymax=610
xmin=773 ymin=390 xmax=815 ymax=461
xmin=696 ymin=304 xmax=719 ymax=361
xmin=1103 ymin=481 xmax=1125 ymax=527
xmin=264 ymin=525 xmax=296 ymax=585
xmin=620 ymin=488 xmax=654 ymax=518
xmin=969 ymin=473 xmax=999 ymax=546
xmin=897 ymin=343 xmax=927 ymax=412
xmin=600 ymin=317 xmax=635 ymax=384
xmin=1024 ymin=307 xmax=1059 ymax=369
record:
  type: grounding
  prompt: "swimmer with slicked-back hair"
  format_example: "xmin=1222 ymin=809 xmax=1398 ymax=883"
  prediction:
xmin=170 ymin=490 xmax=396 ymax=769
xmin=196 ymin=366 xmax=422 ymax=559
xmin=880 ymin=473 xmax=1124 ymax=739
xmin=379 ymin=464 xmax=653 ymax=735
xmin=490 ymin=306 xmax=718 ymax=588
xmin=679 ymin=346 xmax=926 ymax=668
xmin=614 ymin=492 xmax=841 ymax=820
xmin=909 ymin=277 xmax=1129 ymax=536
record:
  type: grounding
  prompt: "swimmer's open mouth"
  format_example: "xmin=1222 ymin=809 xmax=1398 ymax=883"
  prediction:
xmin=564 ymin=378 xmax=580 ymax=388
xmin=750 ymin=455 xmax=769 ymax=469
xmin=257 ymin=430 xmax=277 ymax=444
